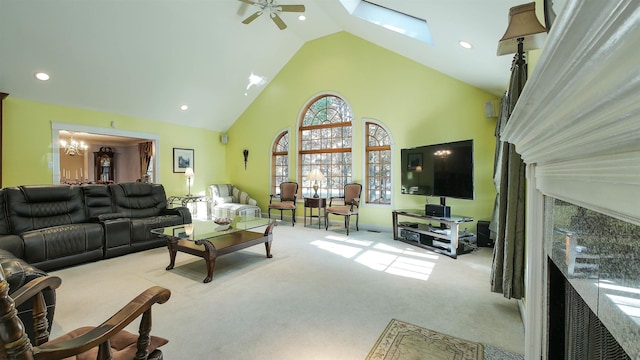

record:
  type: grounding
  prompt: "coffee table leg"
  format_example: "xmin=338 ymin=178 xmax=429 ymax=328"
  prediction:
xmin=166 ymin=240 xmax=177 ymax=271
xmin=204 ymin=257 xmax=215 ymax=283
xmin=264 ymin=241 xmax=273 ymax=258
xmin=201 ymin=241 xmax=217 ymax=283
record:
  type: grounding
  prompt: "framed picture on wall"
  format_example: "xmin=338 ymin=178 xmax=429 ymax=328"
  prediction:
xmin=173 ymin=148 xmax=194 ymax=173
xmin=407 ymin=153 xmax=422 ymax=171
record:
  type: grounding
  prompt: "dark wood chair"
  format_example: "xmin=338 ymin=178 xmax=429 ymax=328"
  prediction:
xmin=0 ymin=265 xmax=171 ymax=360
xmin=268 ymin=182 xmax=298 ymax=226
xmin=325 ymin=183 xmax=362 ymax=235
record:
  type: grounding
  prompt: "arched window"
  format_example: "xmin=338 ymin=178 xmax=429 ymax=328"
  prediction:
xmin=271 ymin=131 xmax=289 ymax=195
xmin=365 ymin=121 xmax=392 ymax=204
xmin=298 ymin=94 xmax=353 ymax=198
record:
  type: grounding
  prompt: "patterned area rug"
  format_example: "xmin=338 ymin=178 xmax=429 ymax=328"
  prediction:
xmin=366 ymin=319 xmax=483 ymax=360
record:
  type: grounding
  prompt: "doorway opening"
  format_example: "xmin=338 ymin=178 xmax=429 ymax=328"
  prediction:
xmin=52 ymin=122 xmax=161 ymax=184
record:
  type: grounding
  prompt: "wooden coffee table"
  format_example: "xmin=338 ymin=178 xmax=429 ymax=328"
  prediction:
xmin=151 ymin=217 xmax=276 ymax=283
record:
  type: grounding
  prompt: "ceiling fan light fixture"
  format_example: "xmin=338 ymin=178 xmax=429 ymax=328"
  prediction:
xmin=238 ymin=0 xmax=305 ymax=30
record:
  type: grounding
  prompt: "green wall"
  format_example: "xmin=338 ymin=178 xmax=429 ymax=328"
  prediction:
xmin=2 ymin=31 xmax=501 ymax=232
xmin=227 ymin=32 xmax=499 ymax=231
xmin=2 ymin=97 xmax=226 ymax=196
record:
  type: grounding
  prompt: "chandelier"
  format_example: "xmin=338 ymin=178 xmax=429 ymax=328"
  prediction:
xmin=60 ymin=137 xmax=88 ymax=156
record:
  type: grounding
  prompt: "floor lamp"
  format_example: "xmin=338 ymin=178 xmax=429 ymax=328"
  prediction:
xmin=491 ymin=2 xmax=546 ymax=300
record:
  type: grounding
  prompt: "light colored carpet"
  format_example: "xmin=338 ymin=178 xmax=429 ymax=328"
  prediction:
xmin=366 ymin=318 xmax=483 ymax=360
xmin=49 ymin=224 xmax=525 ymax=359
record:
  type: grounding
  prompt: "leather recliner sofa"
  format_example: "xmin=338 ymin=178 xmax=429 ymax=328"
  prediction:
xmin=0 ymin=183 xmax=191 ymax=271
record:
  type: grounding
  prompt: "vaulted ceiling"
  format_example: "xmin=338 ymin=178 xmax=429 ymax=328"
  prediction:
xmin=0 ymin=0 xmax=534 ymax=132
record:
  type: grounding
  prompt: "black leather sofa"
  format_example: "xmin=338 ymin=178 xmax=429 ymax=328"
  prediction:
xmin=0 ymin=182 xmax=190 ymax=347
xmin=0 ymin=182 xmax=191 ymax=271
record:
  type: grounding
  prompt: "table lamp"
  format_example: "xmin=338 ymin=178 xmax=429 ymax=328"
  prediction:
xmin=305 ymin=169 xmax=325 ymax=198
xmin=185 ymin=167 xmax=194 ymax=196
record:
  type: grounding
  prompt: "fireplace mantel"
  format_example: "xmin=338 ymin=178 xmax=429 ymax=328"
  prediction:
xmin=498 ymin=1 xmax=640 ymax=358
xmin=503 ymin=0 xmax=640 ymax=225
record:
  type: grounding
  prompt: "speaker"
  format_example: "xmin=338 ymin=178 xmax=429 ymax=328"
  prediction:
xmin=425 ymin=204 xmax=451 ymax=217
xmin=476 ymin=220 xmax=493 ymax=247
xmin=484 ymin=100 xmax=498 ymax=118
xmin=221 ymin=134 xmax=228 ymax=144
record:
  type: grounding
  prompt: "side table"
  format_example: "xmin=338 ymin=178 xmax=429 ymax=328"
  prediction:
xmin=304 ymin=197 xmax=327 ymax=229
xmin=167 ymin=195 xmax=210 ymax=219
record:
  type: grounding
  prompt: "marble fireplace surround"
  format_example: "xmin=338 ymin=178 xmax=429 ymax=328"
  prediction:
xmin=500 ymin=0 xmax=640 ymax=358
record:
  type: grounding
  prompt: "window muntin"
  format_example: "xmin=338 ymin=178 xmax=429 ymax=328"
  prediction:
xmin=271 ymin=131 xmax=289 ymax=195
xmin=365 ymin=122 xmax=391 ymax=204
xmin=299 ymin=95 xmax=353 ymax=198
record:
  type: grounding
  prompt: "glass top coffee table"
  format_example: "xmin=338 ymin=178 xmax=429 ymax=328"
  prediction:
xmin=151 ymin=216 xmax=276 ymax=283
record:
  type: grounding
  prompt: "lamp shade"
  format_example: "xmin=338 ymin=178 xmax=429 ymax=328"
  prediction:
xmin=184 ymin=167 xmax=194 ymax=177
xmin=497 ymin=2 xmax=547 ymax=56
xmin=305 ymin=169 xmax=325 ymax=182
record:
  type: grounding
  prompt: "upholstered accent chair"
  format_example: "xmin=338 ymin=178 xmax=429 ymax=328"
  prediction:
xmin=268 ymin=182 xmax=298 ymax=226
xmin=0 ymin=264 xmax=171 ymax=360
xmin=208 ymin=184 xmax=261 ymax=219
xmin=325 ymin=183 xmax=362 ymax=235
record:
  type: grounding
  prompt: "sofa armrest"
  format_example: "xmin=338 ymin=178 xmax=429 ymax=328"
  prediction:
xmin=93 ymin=212 xmax=128 ymax=222
xmin=164 ymin=207 xmax=192 ymax=224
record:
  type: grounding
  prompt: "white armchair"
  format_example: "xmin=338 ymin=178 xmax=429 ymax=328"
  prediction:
xmin=208 ymin=184 xmax=261 ymax=218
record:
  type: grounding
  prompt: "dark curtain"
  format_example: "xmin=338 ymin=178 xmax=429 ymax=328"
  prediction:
xmin=138 ymin=141 xmax=153 ymax=179
xmin=490 ymin=44 xmax=527 ymax=299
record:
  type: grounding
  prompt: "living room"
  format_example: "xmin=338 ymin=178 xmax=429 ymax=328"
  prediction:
xmin=2 ymin=0 xmax=639 ymax=359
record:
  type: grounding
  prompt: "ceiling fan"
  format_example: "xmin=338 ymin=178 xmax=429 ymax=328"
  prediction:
xmin=238 ymin=0 xmax=305 ymax=30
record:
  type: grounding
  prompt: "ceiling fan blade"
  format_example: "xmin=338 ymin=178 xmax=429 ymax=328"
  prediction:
xmin=271 ymin=12 xmax=287 ymax=30
xmin=242 ymin=11 xmax=262 ymax=24
xmin=238 ymin=0 xmax=258 ymax=5
xmin=278 ymin=5 xmax=305 ymax=12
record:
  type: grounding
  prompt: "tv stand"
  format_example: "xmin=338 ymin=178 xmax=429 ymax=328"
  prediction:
xmin=392 ymin=209 xmax=473 ymax=259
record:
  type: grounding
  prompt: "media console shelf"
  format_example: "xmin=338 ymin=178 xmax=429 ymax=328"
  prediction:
xmin=392 ymin=209 xmax=473 ymax=259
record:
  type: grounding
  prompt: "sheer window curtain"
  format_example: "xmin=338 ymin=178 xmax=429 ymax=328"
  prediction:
xmin=489 ymin=48 xmax=527 ymax=300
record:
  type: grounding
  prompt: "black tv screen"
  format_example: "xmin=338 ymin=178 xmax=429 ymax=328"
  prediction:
xmin=400 ymin=140 xmax=474 ymax=200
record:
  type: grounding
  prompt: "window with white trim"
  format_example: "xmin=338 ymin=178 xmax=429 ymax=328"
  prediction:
xmin=365 ymin=122 xmax=392 ymax=204
xmin=298 ymin=95 xmax=353 ymax=198
xmin=271 ymin=131 xmax=289 ymax=195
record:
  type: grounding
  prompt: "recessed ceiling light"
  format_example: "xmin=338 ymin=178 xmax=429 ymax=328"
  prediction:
xmin=459 ymin=41 xmax=473 ymax=49
xmin=180 ymin=105 xmax=188 ymax=111
xmin=35 ymin=72 xmax=50 ymax=81
xmin=298 ymin=14 xmax=306 ymax=21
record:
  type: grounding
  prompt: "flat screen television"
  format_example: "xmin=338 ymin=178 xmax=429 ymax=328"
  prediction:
xmin=400 ymin=139 xmax=474 ymax=200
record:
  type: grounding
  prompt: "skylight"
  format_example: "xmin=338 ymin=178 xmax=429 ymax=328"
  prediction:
xmin=343 ymin=0 xmax=433 ymax=45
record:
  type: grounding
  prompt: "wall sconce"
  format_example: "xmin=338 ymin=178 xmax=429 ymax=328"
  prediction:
xmin=243 ymin=149 xmax=249 ymax=170
xmin=184 ymin=167 xmax=194 ymax=196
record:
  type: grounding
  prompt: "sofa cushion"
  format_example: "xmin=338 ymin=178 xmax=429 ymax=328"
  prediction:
xmin=110 ymin=183 xmax=168 ymax=218
xmin=21 ymin=223 xmax=104 ymax=267
xmin=6 ymin=186 xmax=87 ymax=234
xmin=82 ymin=184 xmax=114 ymax=219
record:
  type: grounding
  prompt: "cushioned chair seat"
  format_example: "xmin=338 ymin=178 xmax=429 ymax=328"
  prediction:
xmin=46 ymin=326 xmax=167 ymax=360
xmin=268 ymin=202 xmax=296 ymax=210
xmin=325 ymin=205 xmax=358 ymax=216
xmin=212 ymin=203 xmax=261 ymax=218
